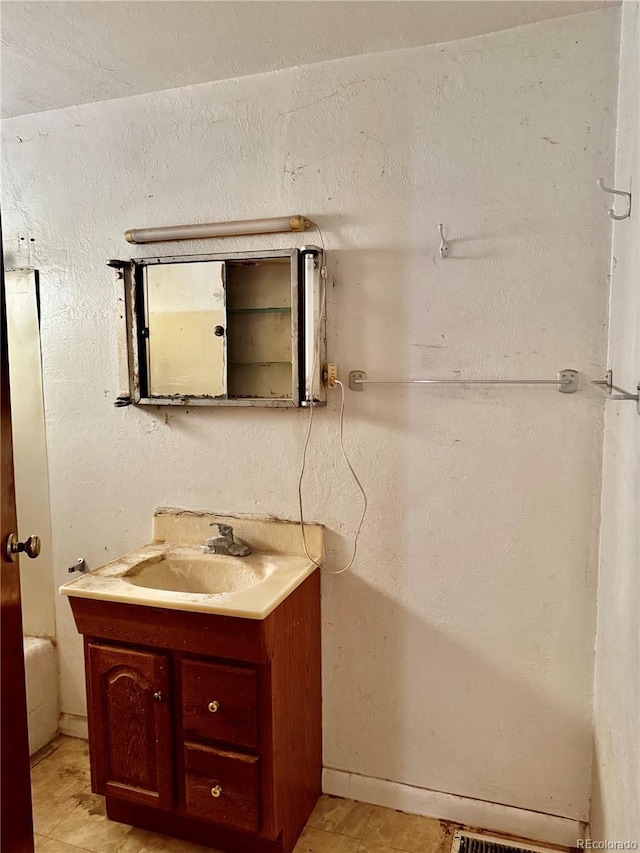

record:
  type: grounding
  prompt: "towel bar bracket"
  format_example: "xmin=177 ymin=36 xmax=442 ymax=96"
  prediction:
xmin=592 ymin=370 xmax=640 ymax=414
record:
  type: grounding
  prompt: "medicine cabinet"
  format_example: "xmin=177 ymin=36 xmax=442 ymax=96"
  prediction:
xmin=112 ymin=247 xmax=325 ymax=408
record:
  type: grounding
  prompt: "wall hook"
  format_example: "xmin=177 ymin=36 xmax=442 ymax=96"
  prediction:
xmin=597 ymin=179 xmax=631 ymax=220
xmin=438 ymin=223 xmax=449 ymax=258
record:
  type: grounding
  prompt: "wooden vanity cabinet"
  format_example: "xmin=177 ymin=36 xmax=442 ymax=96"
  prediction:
xmin=70 ymin=572 xmax=321 ymax=853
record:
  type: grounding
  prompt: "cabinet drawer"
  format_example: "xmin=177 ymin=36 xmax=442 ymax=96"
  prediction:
xmin=182 ymin=659 xmax=258 ymax=748
xmin=184 ymin=743 xmax=259 ymax=832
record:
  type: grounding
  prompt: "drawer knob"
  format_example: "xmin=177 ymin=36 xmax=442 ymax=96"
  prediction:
xmin=207 ymin=700 xmax=220 ymax=713
xmin=210 ymin=785 xmax=222 ymax=798
xmin=153 ymin=691 xmax=163 ymax=702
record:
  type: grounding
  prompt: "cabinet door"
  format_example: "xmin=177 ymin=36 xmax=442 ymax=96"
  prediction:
xmin=143 ymin=261 xmax=227 ymax=398
xmin=86 ymin=642 xmax=172 ymax=809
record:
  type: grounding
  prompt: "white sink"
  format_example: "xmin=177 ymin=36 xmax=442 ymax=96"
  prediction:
xmin=59 ymin=509 xmax=324 ymax=620
xmin=126 ymin=550 xmax=273 ymax=595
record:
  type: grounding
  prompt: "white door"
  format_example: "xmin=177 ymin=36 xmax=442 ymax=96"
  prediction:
xmin=5 ymin=269 xmax=55 ymax=640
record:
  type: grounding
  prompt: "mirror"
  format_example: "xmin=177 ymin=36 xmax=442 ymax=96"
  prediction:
xmin=144 ymin=261 xmax=226 ymax=397
xmin=114 ymin=248 xmax=326 ymax=408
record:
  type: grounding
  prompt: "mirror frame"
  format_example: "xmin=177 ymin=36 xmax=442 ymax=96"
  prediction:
xmin=111 ymin=247 xmax=325 ymax=408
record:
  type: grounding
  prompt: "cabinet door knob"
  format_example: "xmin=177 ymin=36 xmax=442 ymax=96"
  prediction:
xmin=207 ymin=700 xmax=220 ymax=713
xmin=214 ymin=326 xmax=225 ymax=337
xmin=153 ymin=691 xmax=163 ymax=702
xmin=210 ymin=785 xmax=222 ymax=798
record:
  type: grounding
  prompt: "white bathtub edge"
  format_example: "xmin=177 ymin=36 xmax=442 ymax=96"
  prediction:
xmin=23 ymin=636 xmax=59 ymax=755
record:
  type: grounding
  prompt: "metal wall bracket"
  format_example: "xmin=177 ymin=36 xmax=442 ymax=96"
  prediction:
xmin=349 ymin=370 xmax=367 ymax=391
xmin=592 ymin=370 xmax=640 ymax=414
xmin=557 ymin=369 xmax=579 ymax=393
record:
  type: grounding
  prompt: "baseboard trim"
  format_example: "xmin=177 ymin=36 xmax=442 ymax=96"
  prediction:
xmin=322 ymin=768 xmax=586 ymax=847
xmin=53 ymin=718 xmax=586 ymax=846
xmin=58 ymin=712 xmax=88 ymax=740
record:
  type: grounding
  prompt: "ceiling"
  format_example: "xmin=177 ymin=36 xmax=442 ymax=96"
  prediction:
xmin=1 ymin=0 xmax=618 ymax=119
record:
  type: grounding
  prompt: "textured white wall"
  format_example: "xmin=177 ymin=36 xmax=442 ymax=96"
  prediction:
xmin=0 ymin=9 xmax=619 ymax=821
xmin=591 ymin=0 xmax=640 ymax=840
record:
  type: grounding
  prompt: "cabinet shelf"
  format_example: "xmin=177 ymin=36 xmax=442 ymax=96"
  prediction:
xmin=229 ymin=361 xmax=291 ymax=366
xmin=227 ymin=307 xmax=291 ymax=315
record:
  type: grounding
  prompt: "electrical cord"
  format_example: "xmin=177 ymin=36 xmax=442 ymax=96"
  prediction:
xmin=297 ymin=225 xmax=368 ymax=574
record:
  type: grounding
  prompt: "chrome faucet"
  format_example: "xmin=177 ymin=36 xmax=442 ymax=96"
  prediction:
xmin=204 ymin=524 xmax=251 ymax=557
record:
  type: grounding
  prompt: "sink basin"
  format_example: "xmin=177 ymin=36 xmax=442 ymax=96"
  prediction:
xmin=126 ymin=551 xmax=272 ymax=595
xmin=59 ymin=508 xmax=324 ymax=620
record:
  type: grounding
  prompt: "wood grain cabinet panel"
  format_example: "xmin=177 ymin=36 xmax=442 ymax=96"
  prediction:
xmin=182 ymin=659 xmax=258 ymax=748
xmin=71 ymin=571 xmax=321 ymax=853
xmin=184 ymin=743 xmax=259 ymax=831
xmin=86 ymin=642 xmax=173 ymax=809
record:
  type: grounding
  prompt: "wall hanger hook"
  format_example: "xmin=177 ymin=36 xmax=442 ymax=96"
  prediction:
xmin=438 ymin=223 xmax=449 ymax=258
xmin=597 ymin=179 xmax=631 ymax=220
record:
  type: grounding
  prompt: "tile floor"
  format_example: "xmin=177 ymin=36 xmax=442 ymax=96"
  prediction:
xmin=31 ymin=736 xmax=460 ymax=853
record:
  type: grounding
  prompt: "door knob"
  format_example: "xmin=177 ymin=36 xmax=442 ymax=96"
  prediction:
xmin=6 ymin=534 xmax=41 ymax=562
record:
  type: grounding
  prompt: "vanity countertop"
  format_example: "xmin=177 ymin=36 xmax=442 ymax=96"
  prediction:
xmin=59 ymin=508 xmax=323 ymax=620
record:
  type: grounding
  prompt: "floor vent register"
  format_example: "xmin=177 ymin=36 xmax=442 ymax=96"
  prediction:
xmin=452 ymin=830 xmax=563 ymax=853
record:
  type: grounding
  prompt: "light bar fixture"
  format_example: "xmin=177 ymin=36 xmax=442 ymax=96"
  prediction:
xmin=124 ymin=215 xmax=310 ymax=244
xmin=301 ymin=247 xmax=326 ymax=407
